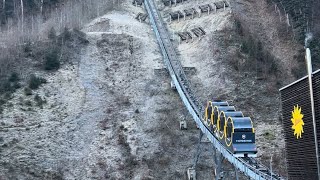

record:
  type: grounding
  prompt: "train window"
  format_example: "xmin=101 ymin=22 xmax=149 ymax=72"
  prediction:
xmin=214 ymin=110 xmax=219 ymax=125
xmin=234 ymin=114 xmax=243 ymax=117
xmin=207 ymin=106 xmax=212 ymax=119
xmin=226 ymin=109 xmax=235 ymax=112
xmin=227 ymin=122 xmax=232 ymax=139
xmin=234 ymin=128 xmax=252 ymax=132
xmin=219 ymin=115 xmax=225 ymax=131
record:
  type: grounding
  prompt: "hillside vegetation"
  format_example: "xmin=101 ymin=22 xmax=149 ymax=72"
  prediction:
xmin=271 ymin=0 xmax=320 ymax=71
xmin=0 ymin=1 xmax=122 ymax=113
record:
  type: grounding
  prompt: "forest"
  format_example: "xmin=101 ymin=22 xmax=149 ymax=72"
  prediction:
xmin=0 ymin=0 xmax=319 ymax=74
xmin=0 ymin=0 xmax=119 ymax=45
xmin=1 ymin=0 xmax=60 ymax=21
xmin=0 ymin=0 xmax=318 ymax=95
xmin=0 ymin=0 xmax=121 ymax=113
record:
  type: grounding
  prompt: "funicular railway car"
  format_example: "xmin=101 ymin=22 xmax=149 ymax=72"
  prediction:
xmin=204 ymin=100 xmax=257 ymax=157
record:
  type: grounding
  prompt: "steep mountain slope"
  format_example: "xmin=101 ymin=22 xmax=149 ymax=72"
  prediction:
xmin=0 ymin=1 xmax=216 ymax=179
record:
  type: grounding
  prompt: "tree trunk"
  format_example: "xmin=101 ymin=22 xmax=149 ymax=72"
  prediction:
xmin=40 ymin=0 xmax=43 ymax=14
xmin=2 ymin=0 xmax=5 ymax=25
xmin=21 ymin=0 xmax=24 ymax=34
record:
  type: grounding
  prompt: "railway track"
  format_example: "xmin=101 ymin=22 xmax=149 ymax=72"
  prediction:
xmin=144 ymin=0 xmax=284 ymax=179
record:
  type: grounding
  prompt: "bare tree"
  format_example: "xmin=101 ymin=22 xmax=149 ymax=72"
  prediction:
xmin=21 ymin=0 xmax=24 ymax=34
xmin=0 ymin=0 xmax=120 ymax=46
xmin=40 ymin=0 xmax=43 ymax=14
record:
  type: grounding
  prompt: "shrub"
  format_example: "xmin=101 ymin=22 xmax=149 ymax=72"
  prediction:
xmin=241 ymin=41 xmax=249 ymax=54
xmin=44 ymin=49 xmax=60 ymax=70
xmin=62 ymin=27 xmax=71 ymax=41
xmin=3 ymin=92 xmax=12 ymax=100
xmin=126 ymin=156 xmax=138 ymax=166
xmin=268 ymin=59 xmax=279 ymax=75
xmin=99 ymin=120 xmax=108 ymax=130
xmin=28 ymin=75 xmax=47 ymax=90
xmin=0 ymin=99 xmax=5 ymax=105
xmin=25 ymin=100 xmax=32 ymax=106
xmin=234 ymin=18 xmax=243 ymax=36
xmin=34 ymin=94 xmax=46 ymax=108
xmin=0 ymin=74 xmax=21 ymax=93
xmin=24 ymin=42 xmax=32 ymax=53
xmin=118 ymin=131 xmax=131 ymax=153
xmin=24 ymin=87 xmax=32 ymax=96
xmin=12 ymin=82 xmax=21 ymax=90
xmin=0 ymin=81 xmax=13 ymax=93
xmin=48 ymin=27 xmax=57 ymax=40
xmin=241 ymin=35 xmax=256 ymax=57
xmin=263 ymin=130 xmax=276 ymax=141
xmin=9 ymin=72 xmax=19 ymax=82
xmin=291 ymin=67 xmax=306 ymax=79
xmin=74 ymin=28 xmax=89 ymax=44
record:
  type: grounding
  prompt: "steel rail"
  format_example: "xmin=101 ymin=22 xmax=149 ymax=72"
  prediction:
xmin=144 ymin=0 xmax=283 ymax=179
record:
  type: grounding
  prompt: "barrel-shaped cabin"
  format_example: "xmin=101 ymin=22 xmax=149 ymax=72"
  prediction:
xmin=224 ymin=117 xmax=257 ymax=157
xmin=204 ymin=100 xmax=229 ymax=126
xmin=203 ymin=100 xmax=257 ymax=157
xmin=213 ymin=106 xmax=235 ymax=130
